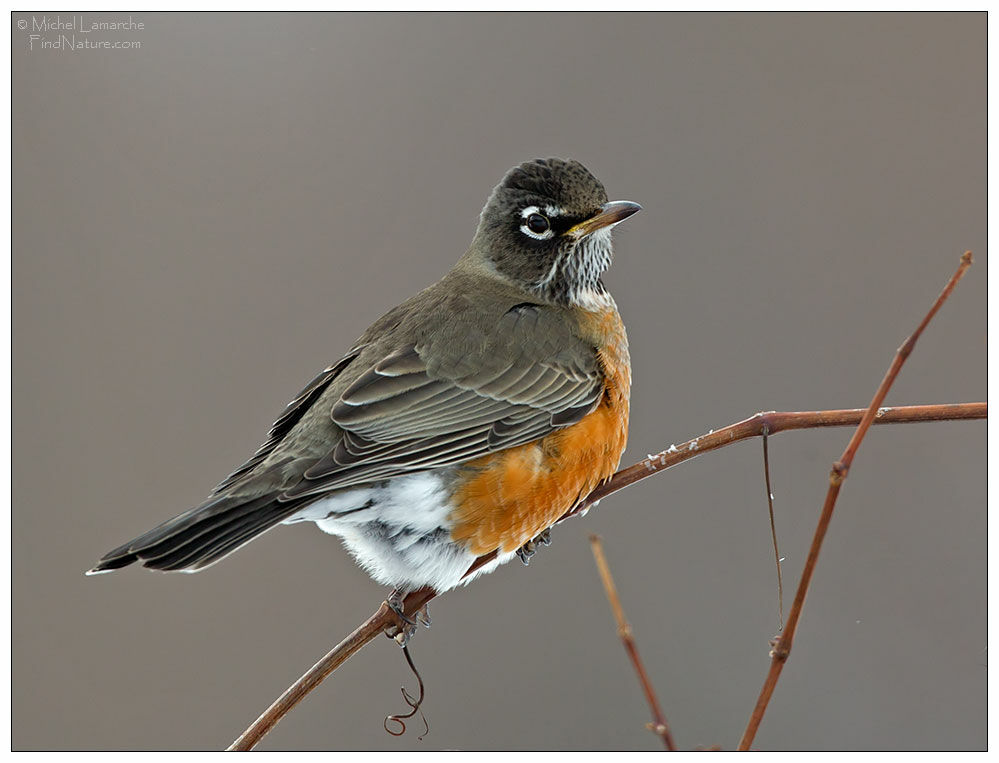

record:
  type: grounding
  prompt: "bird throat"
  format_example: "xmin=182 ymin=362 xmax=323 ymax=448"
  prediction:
xmin=534 ymin=229 xmax=615 ymax=311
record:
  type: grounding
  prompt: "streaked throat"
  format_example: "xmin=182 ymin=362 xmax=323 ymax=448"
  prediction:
xmin=534 ymin=228 xmax=615 ymax=311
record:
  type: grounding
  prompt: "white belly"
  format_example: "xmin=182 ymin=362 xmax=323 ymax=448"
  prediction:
xmin=283 ymin=472 xmax=490 ymax=593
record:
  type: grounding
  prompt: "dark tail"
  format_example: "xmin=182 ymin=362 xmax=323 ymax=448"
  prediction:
xmin=88 ymin=493 xmax=303 ymax=574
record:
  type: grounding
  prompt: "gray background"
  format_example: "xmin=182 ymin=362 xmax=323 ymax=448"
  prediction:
xmin=13 ymin=12 xmax=985 ymax=751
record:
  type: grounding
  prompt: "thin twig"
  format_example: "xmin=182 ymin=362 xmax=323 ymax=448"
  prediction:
xmin=762 ymin=430 xmax=784 ymax=631
xmin=228 ymin=399 xmax=984 ymax=750
xmin=737 ymin=252 xmax=974 ymax=751
xmin=589 ymin=534 xmax=677 ymax=750
xmin=383 ymin=645 xmax=429 ymax=739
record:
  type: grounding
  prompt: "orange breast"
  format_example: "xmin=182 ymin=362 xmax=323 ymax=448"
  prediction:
xmin=449 ymin=307 xmax=631 ymax=556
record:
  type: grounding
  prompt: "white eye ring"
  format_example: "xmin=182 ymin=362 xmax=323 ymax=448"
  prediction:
xmin=520 ymin=206 xmax=554 ymax=240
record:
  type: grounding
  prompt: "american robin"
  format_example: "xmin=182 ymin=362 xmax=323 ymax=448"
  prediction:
xmin=89 ymin=158 xmax=640 ymax=619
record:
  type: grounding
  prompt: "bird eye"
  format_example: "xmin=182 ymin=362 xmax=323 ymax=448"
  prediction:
xmin=519 ymin=206 xmax=555 ymax=240
xmin=526 ymin=213 xmax=550 ymax=234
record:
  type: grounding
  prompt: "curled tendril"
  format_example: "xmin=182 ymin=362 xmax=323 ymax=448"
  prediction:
xmin=383 ymin=645 xmax=429 ymax=740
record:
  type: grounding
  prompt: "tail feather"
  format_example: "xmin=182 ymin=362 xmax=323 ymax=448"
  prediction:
xmin=168 ymin=508 xmax=292 ymax=571
xmin=124 ymin=495 xmax=273 ymax=563
xmin=88 ymin=493 xmax=303 ymax=574
xmin=150 ymin=500 xmax=292 ymax=571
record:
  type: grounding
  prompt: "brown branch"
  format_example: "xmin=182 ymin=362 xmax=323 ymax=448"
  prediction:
xmin=227 ymin=603 xmax=398 ymax=751
xmin=737 ymin=252 xmax=974 ymax=751
xmin=589 ymin=534 xmax=677 ymax=750
xmin=227 ymin=400 xmax=984 ymax=750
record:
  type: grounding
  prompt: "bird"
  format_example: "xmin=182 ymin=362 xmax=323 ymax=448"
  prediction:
xmin=89 ymin=158 xmax=641 ymax=625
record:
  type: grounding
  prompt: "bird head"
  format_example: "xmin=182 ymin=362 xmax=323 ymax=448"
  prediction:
xmin=469 ymin=158 xmax=641 ymax=309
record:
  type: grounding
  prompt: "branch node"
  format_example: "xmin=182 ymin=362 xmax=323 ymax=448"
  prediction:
xmin=768 ymin=636 xmax=790 ymax=662
xmin=830 ymin=461 xmax=848 ymax=484
xmin=645 ymin=722 xmax=669 ymax=738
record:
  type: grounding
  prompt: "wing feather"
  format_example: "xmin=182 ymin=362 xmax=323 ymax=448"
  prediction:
xmin=280 ymin=303 xmax=606 ymax=505
xmin=213 ymin=352 xmax=359 ymax=492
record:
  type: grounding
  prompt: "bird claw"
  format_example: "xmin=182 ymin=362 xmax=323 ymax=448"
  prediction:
xmin=385 ymin=589 xmax=418 ymax=647
xmin=416 ymin=604 xmax=432 ymax=629
xmin=385 ymin=591 xmax=432 ymax=646
xmin=516 ymin=541 xmax=536 ymax=565
xmin=516 ymin=527 xmax=554 ymax=566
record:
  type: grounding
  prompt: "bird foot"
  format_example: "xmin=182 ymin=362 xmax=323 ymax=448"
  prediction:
xmin=384 ymin=590 xmax=432 ymax=646
xmin=385 ymin=589 xmax=417 ymax=646
xmin=516 ymin=527 xmax=553 ymax=566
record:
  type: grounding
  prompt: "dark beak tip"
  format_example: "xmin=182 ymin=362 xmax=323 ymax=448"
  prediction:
xmin=606 ymin=200 xmax=642 ymax=214
xmin=604 ymin=200 xmax=643 ymax=224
